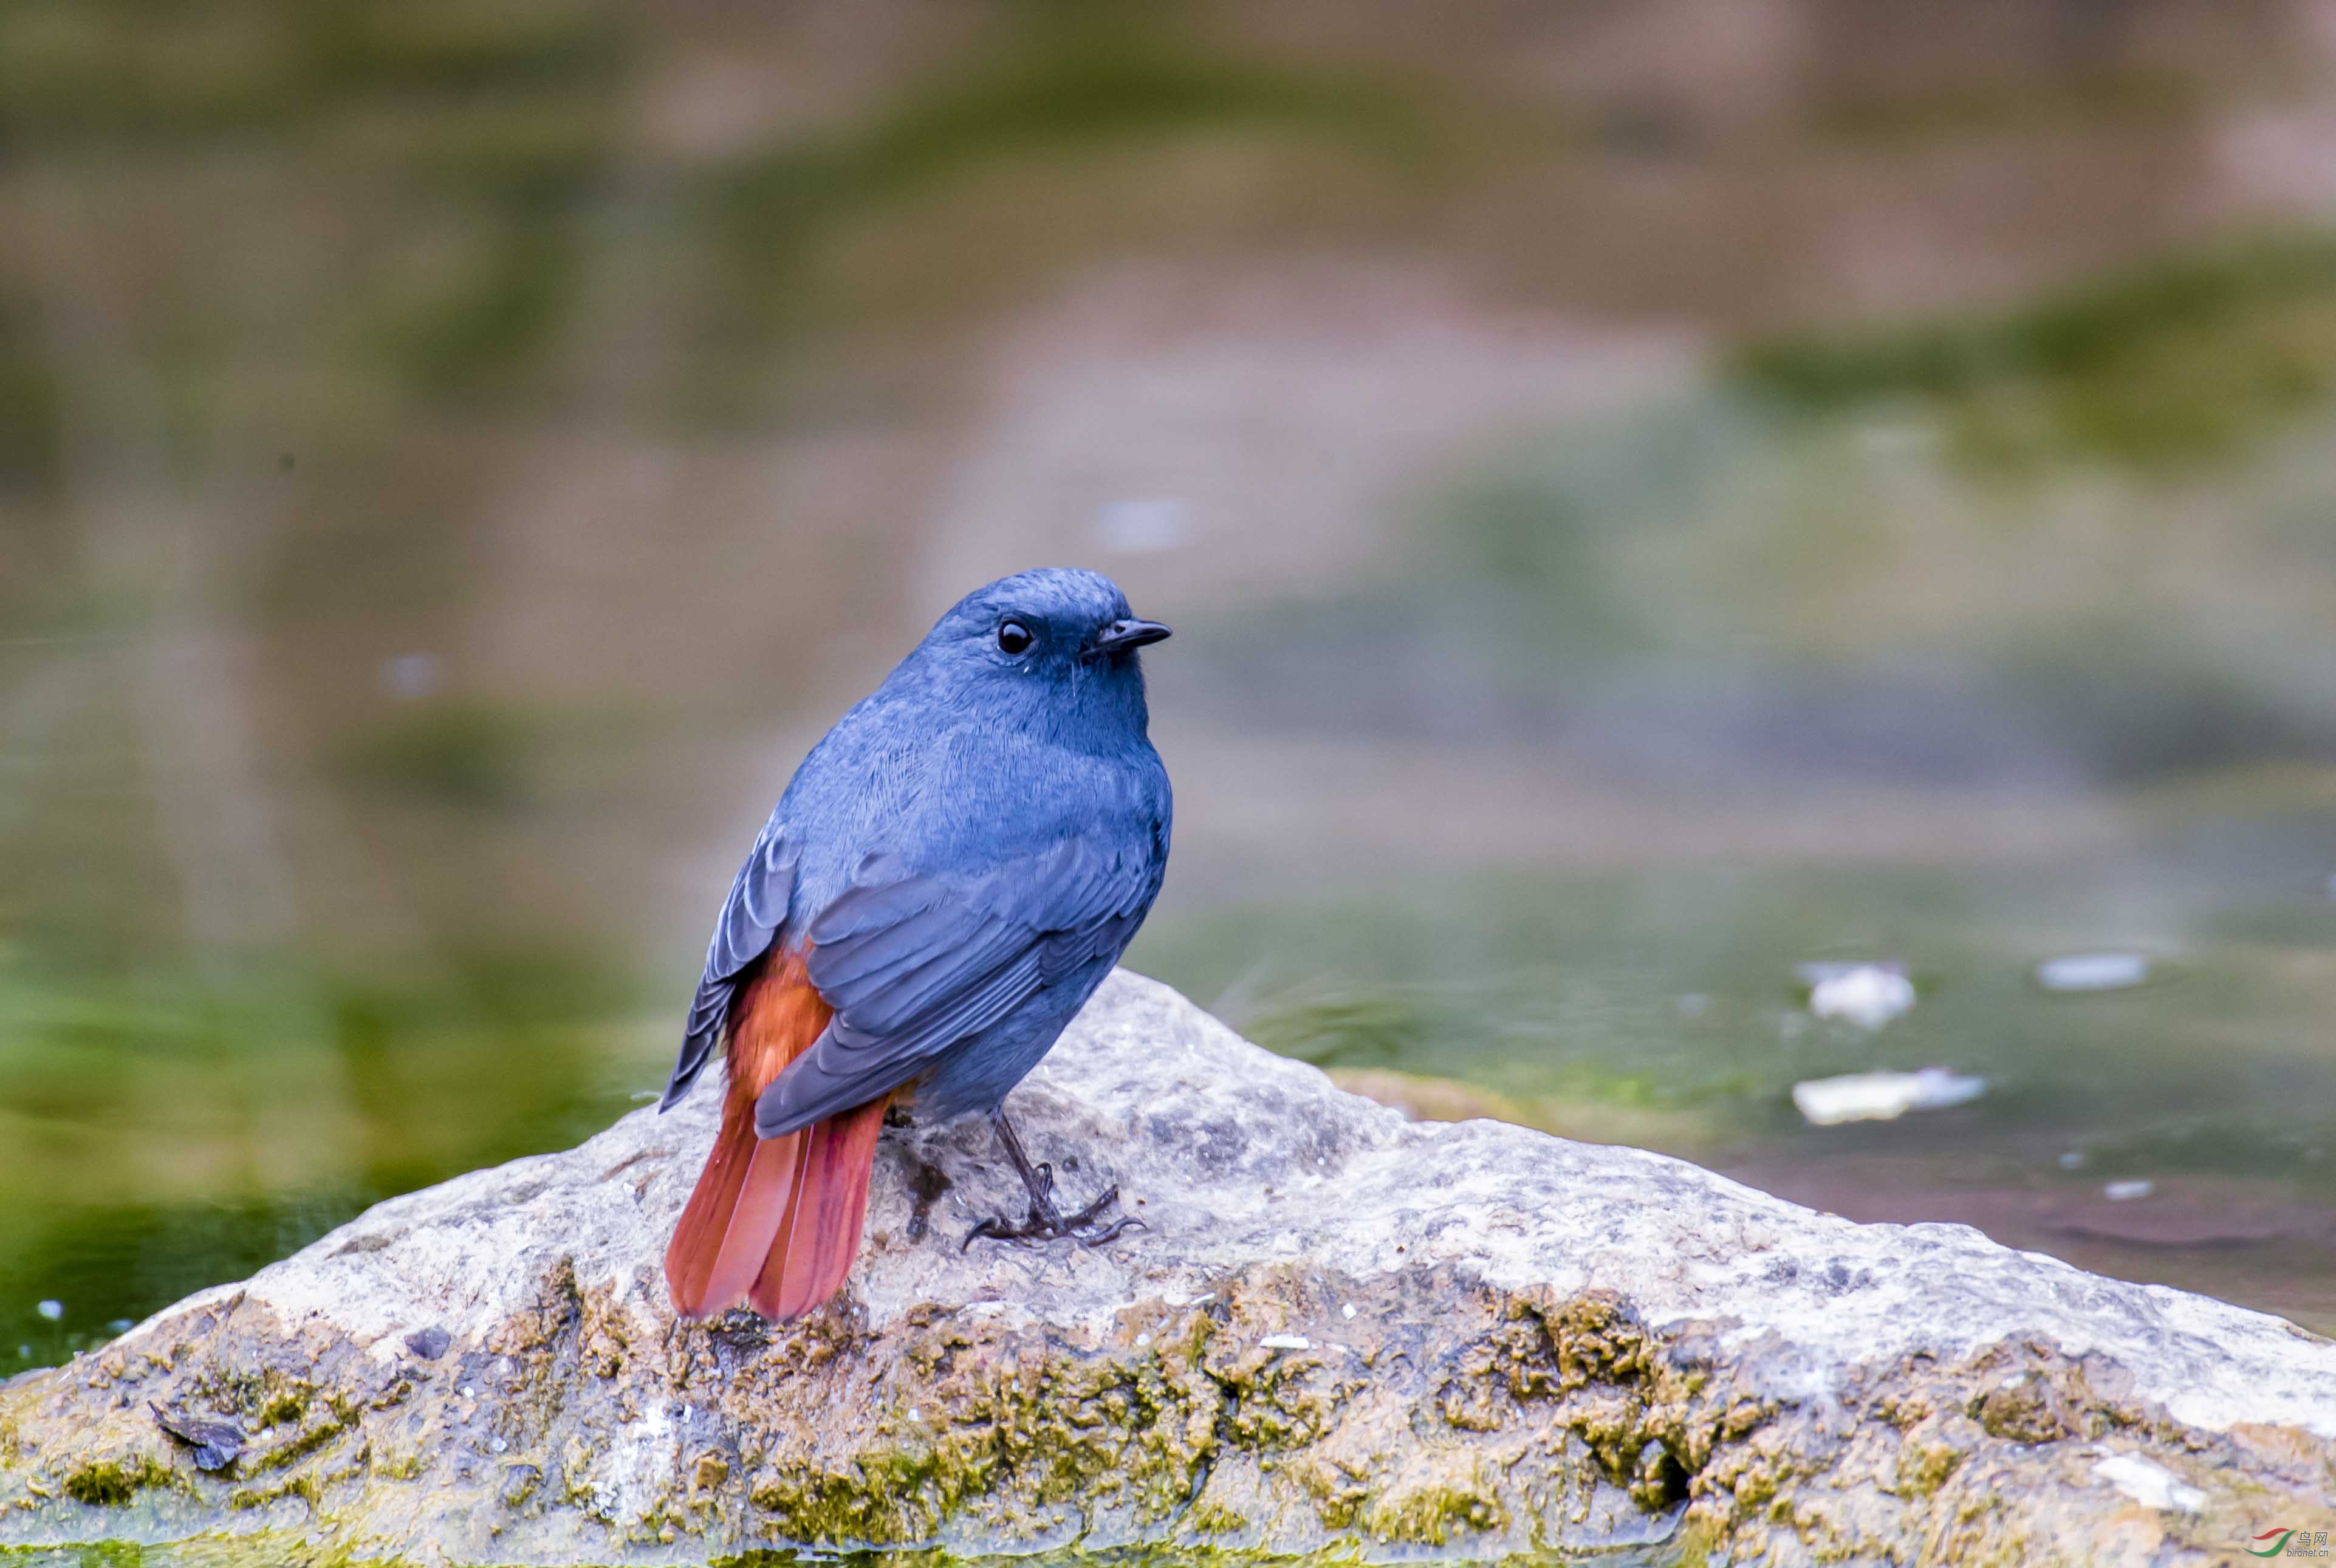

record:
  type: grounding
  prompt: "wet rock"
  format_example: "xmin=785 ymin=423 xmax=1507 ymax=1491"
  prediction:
xmin=1 ymin=970 xmax=2331 ymax=1565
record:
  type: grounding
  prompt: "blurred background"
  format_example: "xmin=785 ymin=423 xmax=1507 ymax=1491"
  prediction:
xmin=9 ymin=0 xmax=2336 ymax=1368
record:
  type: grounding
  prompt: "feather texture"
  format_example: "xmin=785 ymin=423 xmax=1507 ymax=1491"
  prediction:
xmin=660 ymin=568 xmax=1173 ymax=1321
xmin=660 ymin=827 xmax=799 ymax=1111
xmin=666 ymin=949 xmax=886 ymax=1321
xmin=754 ymin=834 xmax=1160 ymax=1137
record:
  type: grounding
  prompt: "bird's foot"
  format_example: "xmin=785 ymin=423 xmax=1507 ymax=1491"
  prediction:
xmin=963 ymin=1106 xmax=1149 ymax=1249
xmin=962 ymin=1176 xmax=1144 ymax=1250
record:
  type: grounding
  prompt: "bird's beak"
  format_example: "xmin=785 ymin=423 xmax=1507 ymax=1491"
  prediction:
xmin=1088 ymin=618 xmax=1172 ymax=657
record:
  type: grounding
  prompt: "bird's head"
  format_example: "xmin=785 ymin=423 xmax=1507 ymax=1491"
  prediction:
xmin=901 ymin=567 xmax=1170 ymax=741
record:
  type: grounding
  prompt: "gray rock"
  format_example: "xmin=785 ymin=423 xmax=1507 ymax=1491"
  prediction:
xmin=2 ymin=970 xmax=2331 ymax=1565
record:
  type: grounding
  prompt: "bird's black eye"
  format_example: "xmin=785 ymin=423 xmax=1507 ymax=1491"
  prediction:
xmin=996 ymin=620 xmax=1034 ymax=656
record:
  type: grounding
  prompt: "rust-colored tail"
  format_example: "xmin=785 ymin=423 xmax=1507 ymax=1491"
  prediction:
xmin=664 ymin=951 xmax=887 ymax=1320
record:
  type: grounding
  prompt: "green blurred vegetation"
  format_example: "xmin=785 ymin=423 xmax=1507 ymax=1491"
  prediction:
xmin=694 ymin=27 xmax=1434 ymax=358
xmin=1735 ymin=236 xmax=2336 ymax=469
xmin=0 ymin=0 xmax=626 ymax=145
xmin=1 ymin=0 xmax=1456 ymax=438
xmin=0 ymin=300 xmax=61 ymax=492
xmin=335 ymin=699 xmax=545 ymax=809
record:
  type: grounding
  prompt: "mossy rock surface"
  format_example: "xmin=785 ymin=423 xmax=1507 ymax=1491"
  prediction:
xmin=2 ymin=971 xmax=2332 ymax=1566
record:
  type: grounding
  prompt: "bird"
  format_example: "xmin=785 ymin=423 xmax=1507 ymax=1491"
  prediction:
xmin=657 ymin=567 xmax=1173 ymax=1322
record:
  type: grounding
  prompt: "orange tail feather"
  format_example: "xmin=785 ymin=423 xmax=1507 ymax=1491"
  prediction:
xmin=753 ymin=1094 xmax=888 ymax=1319
xmin=663 ymin=1090 xmax=779 ymax=1316
xmin=664 ymin=950 xmax=887 ymax=1321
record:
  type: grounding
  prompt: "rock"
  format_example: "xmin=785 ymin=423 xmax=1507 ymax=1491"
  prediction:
xmin=1 ymin=970 xmax=2331 ymax=1566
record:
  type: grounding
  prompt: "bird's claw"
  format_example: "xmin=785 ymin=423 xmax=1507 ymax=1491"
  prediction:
xmin=962 ymin=1182 xmax=1147 ymax=1251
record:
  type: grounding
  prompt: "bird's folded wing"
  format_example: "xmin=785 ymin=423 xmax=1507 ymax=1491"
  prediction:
xmin=755 ymin=835 xmax=1156 ymax=1135
xmin=659 ymin=823 xmax=799 ymax=1109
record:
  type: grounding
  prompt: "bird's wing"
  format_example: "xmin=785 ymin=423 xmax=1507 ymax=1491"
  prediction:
xmin=754 ymin=833 xmax=1158 ymax=1135
xmin=658 ymin=823 xmax=800 ymax=1110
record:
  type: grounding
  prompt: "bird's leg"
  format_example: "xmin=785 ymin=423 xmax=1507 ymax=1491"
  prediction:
xmin=963 ymin=1108 xmax=1145 ymax=1249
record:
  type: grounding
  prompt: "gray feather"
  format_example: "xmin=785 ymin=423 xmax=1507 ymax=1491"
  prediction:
xmin=657 ymin=826 xmax=798 ymax=1111
xmin=754 ymin=835 xmax=1158 ymax=1135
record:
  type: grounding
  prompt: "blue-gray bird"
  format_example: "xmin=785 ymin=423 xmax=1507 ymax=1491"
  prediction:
xmin=658 ymin=568 xmax=1172 ymax=1320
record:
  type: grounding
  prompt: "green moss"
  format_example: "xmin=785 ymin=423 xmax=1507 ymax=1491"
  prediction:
xmin=1896 ymin=1434 xmax=1965 ymax=1498
xmin=1969 ymin=1374 xmax=2074 ymax=1446
xmin=750 ymin=1443 xmax=952 ymax=1547
xmin=60 ymin=1456 xmax=170 ymax=1506
xmin=739 ymin=1307 xmax=1236 ymax=1546
xmin=256 ymin=1391 xmax=306 ymax=1429
xmin=371 ymin=1446 xmax=425 ymax=1481
xmin=1180 ymin=1496 xmax=1250 ymax=1536
xmin=1294 ymin=1456 xmax=1372 ymax=1530
xmin=225 ymin=1468 xmax=321 ymax=1511
xmin=245 ymin=1407 xmax=351 ymax=1473
xmin=1363 ymin=1474 xmax=1507 ymax=1545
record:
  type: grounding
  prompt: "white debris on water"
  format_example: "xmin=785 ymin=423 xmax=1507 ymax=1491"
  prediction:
xmin=2090 ymin=1454 xmax=2205 ymax=1514
xmin=2104 ymin=1180 xmax=2154 ymax=1202
xmin=1792 ymin=1068 xmax=1987 ymax=1126
xmin=1259 ymin=1334 xmax=1312 ymax=1351
xmin=1803 ymin=964 xmax=1917 ymax=1029
xmin=33 ymin=1301 xmax=60 ymax=1322
xmin=2036 ymin=953 xmax=2150 ymax=992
